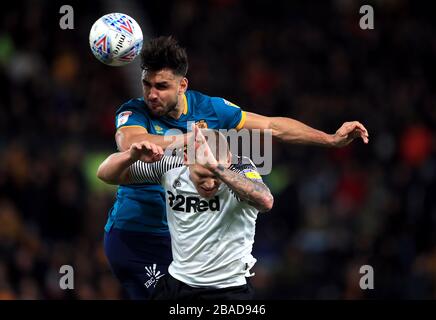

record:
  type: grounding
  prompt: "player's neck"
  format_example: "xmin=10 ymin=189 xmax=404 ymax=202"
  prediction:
xmin=167 ymin=94 xmax=186 ymax=120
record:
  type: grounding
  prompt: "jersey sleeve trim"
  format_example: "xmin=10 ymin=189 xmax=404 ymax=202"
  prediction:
xmin=183 ymin=94 xmax=188 ymax=115
xmin=235 ymin=111 xmax=247 ymax=130
xmin=116 ymin=125 xmax=148 ymax=132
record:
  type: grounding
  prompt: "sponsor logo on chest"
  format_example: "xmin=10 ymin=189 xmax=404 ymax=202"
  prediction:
xmin=167 ymin=190 xmax=220 ymax=212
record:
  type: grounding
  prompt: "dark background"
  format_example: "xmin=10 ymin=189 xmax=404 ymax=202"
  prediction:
xmin=0 ymin=0 xmax=435 ymax=299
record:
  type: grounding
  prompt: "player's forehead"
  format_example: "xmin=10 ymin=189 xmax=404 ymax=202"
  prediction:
xmin=142 ymin=68 xmax=178 ymax=83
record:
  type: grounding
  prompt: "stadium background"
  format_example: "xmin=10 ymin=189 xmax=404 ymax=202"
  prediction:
xmin=0 ymin=0 xmax=435 ymax=299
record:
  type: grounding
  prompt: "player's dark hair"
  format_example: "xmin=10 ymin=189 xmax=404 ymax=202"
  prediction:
xmin=140 ymin=36 xmax=188 ymax=76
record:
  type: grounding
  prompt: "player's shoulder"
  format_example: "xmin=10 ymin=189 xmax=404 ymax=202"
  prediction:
xmin=230 ymin=155 xmax=263 ymax=183
xmin=187 ymin=90 xmax=240 ymax=115
xmin=165 ymin=162 xmax=186 ymax=177
xmin=186 ymin=90 xmax=210 ymax=107
xmin=162 ymin=160 xmax=187 ymax=187
xmin=115 ymin=97 xmax=146 ymax=115
xmin=230 ymin=155 xmax=258 ymax=172
xmin=160 ymin=155 xmax=185 ymax=174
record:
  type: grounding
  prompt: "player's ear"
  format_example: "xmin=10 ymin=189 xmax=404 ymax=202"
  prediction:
xmin=179 ymin=77 xmax=188 ymax=94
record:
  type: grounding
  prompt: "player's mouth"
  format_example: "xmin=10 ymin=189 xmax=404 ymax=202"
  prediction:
xmin=200 ymin=186 xmax=217 ymax=197
xmin=148 ymin=102 xmax=163 ymax=109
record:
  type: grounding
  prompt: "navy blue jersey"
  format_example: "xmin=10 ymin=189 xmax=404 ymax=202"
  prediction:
xmin=105 ymin=90 xmax=246 ymax=233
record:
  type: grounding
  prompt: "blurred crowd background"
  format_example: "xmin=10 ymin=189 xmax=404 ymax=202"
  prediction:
xmin=0 ymin=0 xmax=435 ymax=299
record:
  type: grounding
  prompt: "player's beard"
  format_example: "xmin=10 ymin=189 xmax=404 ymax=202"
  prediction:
xmin=148 ymin=97 xmax=178 ymax=117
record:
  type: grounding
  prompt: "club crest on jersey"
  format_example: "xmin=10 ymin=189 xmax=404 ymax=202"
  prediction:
xmin=172 ymin=179 xmax=181 ymax=188
xmin=167 ymin=190 xmax=220 ymax=213
xmin=195 ymin=120 xmax=208 ymax=129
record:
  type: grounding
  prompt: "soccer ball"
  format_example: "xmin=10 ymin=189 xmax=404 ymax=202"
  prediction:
xmin=89 ymin=13 xmax=143 ymax=66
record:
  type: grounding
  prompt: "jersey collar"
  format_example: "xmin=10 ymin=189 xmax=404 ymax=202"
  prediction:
xmin=182 ymin=93 xmax=188 ymax=115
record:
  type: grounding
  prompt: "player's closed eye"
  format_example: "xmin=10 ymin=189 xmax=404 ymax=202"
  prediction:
xmin=155 ymin=83 xmax=169 ymax=90
xmin=198 ymin=173 xmax=215 ymax=179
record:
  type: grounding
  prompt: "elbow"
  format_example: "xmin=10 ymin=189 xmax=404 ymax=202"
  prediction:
xmin=96 ymin=164 xmax=115 ymax=185
xmin=96 ymin=165 xmax=108 ymax=183
xmin=269 ymin=118 xmax=284 ymax=140
xmin=259 ymin=193 xmax=274 ymax=213
xmin=115 ymin=130 xmax=132 ymax=152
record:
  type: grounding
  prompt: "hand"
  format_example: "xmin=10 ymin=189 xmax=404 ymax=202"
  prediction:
xmin=331 ymin=121 xmax=369 ymax=147
xmin=129 ymin=141 xmax=164 ymax=163
xmin=192 ymin=123 xmax=218 ymax=169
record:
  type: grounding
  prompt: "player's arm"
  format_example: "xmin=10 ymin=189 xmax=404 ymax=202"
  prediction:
xmin=116 ymin=126 xmax=191 ymax=152
xmin=243 ymin=112 xmax=369 ymax=147
xmin=97 ymin=141 xmax=164 ymax=184
xmin=213 ymin=165 xmax=273 ymax=213
xmin=98 ymin=141 xmax=184 ymax=185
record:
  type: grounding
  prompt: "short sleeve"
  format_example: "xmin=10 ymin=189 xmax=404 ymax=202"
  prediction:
xmin=115 ymin=101 xmax=149 ymax=130
xmin=210 ymin=97 xmax=246 ymax=130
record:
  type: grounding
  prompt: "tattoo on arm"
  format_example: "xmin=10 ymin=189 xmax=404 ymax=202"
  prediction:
xmin=213 ymin=166 xmax=272 ymax=211
xmin=216 ymin=164 xmax=225 ymax=172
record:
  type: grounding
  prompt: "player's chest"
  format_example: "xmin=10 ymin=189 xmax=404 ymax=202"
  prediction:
xmin=148 ymin=117 xmax=220 ymax=135
xmin=164 ymin=175 xmax=234 ymax=216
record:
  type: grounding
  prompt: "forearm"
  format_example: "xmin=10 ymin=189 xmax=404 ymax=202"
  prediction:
xmin=211 ymin=165 xmax=273 ymax=212
xmin=97 ymin=150 xmax=133 ymax=184
xmin=116 ymin=131 xmax=189 ymax=151
xmin=270 ymin=117 xmax=334 ymax=146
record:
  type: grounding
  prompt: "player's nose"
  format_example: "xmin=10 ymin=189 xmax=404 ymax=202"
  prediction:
xmin=202 ymin=179 xmax=216 ymax=190
xmin=148 ymin=88 xmax=158 ymax=99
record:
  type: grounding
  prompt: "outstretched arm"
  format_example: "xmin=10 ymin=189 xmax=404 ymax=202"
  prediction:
xmin=243 ymin=112 xmax=369 ymax=147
